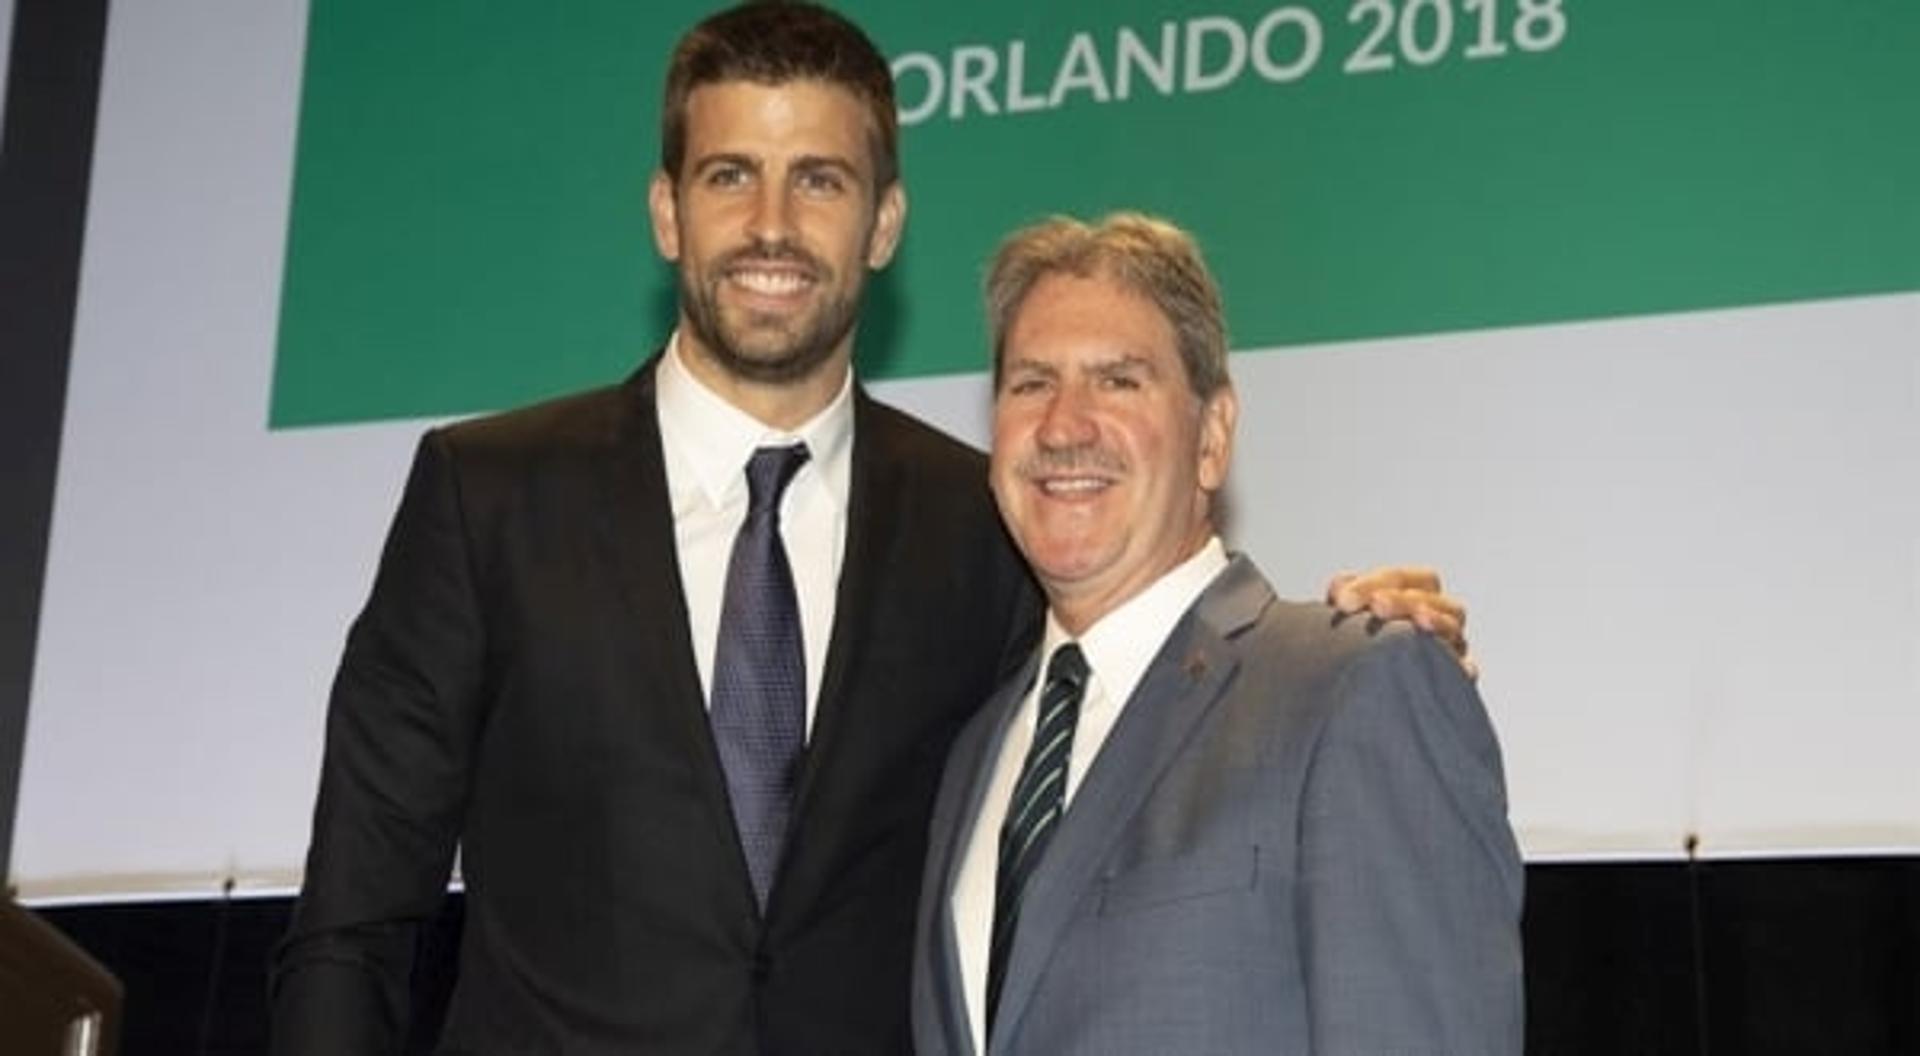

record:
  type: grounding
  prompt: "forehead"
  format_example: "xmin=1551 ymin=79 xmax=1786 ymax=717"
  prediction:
xmin=1005 ymin=273 xmax=1179 ymax=367
xmin=682 ymin=79 xmax=876 ymax=167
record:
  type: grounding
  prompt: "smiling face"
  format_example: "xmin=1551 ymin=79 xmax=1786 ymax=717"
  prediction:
xmin=990 ymin=272 xmax=1237 ymax=633
xmin=649 ymin=78 xmax=906 ymax=413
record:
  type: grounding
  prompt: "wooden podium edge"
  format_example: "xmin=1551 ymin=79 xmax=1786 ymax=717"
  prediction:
xmin=0 ymin=899 xmax=122 ymax=1054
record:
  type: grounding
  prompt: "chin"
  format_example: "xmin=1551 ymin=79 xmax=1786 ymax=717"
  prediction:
xmin=713 ymin=333 xmax=837 ymax=384
xmin=1021 ymin=541 xmax=1115 ymax=591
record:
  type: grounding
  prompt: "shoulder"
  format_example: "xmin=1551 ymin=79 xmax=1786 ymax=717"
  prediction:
xmin=433 ymin=375 xmax=643 ymax=460
xmin=394 ymin=368 xmax=656 ymax=521
xmin=1208 ymin=565 xmax=1478 ymax=736
xmin=1241 ymin=595 xmax=1505 ymax=800
xmin=1199 ymin=560 xmax=1429 ymax=695
xmin=854 ymin=388 xmax=1039 ymax=633
xmin=853 ymin=389 xmax=1015 ymax=559
xmin=1252 ymin=598 xmax=1444 ymax=688
xmin=854 ymin=390 xmax=989 ymax=485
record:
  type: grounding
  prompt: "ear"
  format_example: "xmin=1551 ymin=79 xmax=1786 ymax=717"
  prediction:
xmin=864 ymin=182 xmax=908 ymax=269
xmin=648 ymin=170 xmax=681 ymax=263
xmin=1196 ymin=385 xmax=1238 ymax=492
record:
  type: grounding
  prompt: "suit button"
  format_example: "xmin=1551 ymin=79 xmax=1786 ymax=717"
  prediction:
xmin=752 ymin=952 xmax=772 ymax=981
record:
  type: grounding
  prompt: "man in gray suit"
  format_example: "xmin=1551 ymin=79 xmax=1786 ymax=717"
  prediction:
xmin=912 ymin=213 xmax=1524 ymax=1055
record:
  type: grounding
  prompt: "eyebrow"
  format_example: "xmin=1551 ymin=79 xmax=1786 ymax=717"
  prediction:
xmin=1000 ymin=357 xmax=1058 ymax=380
xmin=1004 ymin=353 xmax=1154 ymax=372
xmin=1000 ymin=353 xmax=1160 ymax=381
xmin=790 ymin=154 xmax=865 ymax=184
xmin=1086 ymin=354 xmax=1156 ymax=377
xmin=688 ymin=152 xmax=864 ymax=183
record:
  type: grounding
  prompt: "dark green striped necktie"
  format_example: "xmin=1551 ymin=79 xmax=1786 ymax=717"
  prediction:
xmin=986 ymin=641 xmax=1089 ymax=1030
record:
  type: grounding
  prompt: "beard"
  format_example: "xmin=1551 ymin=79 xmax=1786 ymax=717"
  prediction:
xmin=678 ymin=238 xmax=866 ymax=386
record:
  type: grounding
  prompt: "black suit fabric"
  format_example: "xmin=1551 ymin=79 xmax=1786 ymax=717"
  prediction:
xmin=273 ymin=360 xmax=1039 ymax=1055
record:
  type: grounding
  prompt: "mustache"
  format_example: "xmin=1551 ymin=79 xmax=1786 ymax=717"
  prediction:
xmin=718 ymin=238 xmax=827 ymax=280
xmin=1016 ymin=444 xmax=1127 ymax=479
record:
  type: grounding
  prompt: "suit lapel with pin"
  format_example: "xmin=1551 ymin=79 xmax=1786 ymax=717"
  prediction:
xmin=920 ymin=559 xmax=1270 ymax=1055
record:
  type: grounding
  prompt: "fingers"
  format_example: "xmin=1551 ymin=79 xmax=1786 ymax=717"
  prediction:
xmin=1414 ymin=604 xmax=1478 ymax=681
xmin=1328 ymin=565 xmax=1443 ymax=613
xmin=1325 ymin=564 xmax=1479 ymax=680
xmin=1411 ymin=605 xmax=1464 ymax=650
xmin=1411 ymin=591 xmax=1467 ymax=633
xmin=1400 ymin=599 xmax=1478 ymax=680
xmin=1360 ymin=589 xmax=1466 ymax=650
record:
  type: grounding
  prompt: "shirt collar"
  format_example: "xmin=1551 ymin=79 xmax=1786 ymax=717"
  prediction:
xmin=1038 ymin=536 xmax=1230 ymax=712
xmin=656 ymin=331 xmax=855 ymax=510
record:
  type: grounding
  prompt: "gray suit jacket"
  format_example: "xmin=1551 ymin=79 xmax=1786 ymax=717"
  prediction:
xmin=912 ymin=556 xmax=1524 ymax=1055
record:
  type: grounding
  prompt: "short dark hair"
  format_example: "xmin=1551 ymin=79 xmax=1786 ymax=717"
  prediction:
xmin=987 ymin=213 xmax=1231 ymax=398
xmin=660 ymin=1 xmax=900 ymax=189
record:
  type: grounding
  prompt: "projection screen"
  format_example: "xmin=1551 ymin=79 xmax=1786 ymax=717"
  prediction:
xmin=14 ymin=0 xmax=1918 ymax=900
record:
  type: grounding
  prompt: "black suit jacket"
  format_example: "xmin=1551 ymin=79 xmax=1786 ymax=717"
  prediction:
xmin=272 ymin=360 xmax=1040 ymax=1054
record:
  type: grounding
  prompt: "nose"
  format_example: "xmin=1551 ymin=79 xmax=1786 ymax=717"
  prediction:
xmin=1035 ymin=382 xmax=1098 ymax=450
xmin=747 ymin=180 xmax=795 ymax=245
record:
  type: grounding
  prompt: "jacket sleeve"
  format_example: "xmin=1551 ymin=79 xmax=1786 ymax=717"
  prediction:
xmin=1297 ymin=629 xmax=1526 ymax=1055
xmin=271 ymin=429 xmax=490 ymax=1055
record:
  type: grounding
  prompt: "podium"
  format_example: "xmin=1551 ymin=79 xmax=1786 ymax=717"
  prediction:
xmin=0 ymin=900 xmax=121 ymax=1055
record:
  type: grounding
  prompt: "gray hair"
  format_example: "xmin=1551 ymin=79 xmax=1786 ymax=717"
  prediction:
xmin=985 ymin=212 xmax=1229 ymax=397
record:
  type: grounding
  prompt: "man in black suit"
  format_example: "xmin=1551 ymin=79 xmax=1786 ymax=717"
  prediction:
xmin=271 ymin=4 xmax=1468 ymax=1053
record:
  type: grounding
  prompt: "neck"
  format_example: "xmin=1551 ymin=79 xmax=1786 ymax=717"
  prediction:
xmin=676 ymin=329 xmax=852 ymax=432
xmin=1046 ymin=527 xmax=1215 ymax=637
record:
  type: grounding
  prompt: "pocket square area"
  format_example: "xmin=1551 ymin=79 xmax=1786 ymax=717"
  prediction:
xmin=1098 ymin=843 xmax=1261 ymax=915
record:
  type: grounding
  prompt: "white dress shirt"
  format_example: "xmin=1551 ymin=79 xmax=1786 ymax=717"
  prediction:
xmin=654 ymin=335 xmax=852 ymax=732
xmin=950 ymin=536 xmax=1230 ymax=1048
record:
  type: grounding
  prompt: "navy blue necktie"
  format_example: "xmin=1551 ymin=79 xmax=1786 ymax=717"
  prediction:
xmin=709 ymin=443 xmax=810 ymax=910
xmin=986 ymin=642 xmax=1089 ymax=1029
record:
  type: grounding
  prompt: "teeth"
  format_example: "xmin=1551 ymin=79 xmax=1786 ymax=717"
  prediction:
xmin=731 ymin=270 xmax=809 ymax=295
xmin=1040 ymin=477 xmax=1109 ymax=495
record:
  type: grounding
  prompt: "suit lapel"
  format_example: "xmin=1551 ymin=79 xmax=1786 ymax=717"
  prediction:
xmin=774 ymin=391 xmax=937 ymax=927
xmin=989 ymin=558 xmax=1274 ymax=1047
xmin=596 ymin=358 xmax=756 ymax=907
xmin=791 ymin=389 xmax=899 ymax=810
xmin=598 ymin=361 xmax=687 ymax=653
xmin=932 ymin=657 xmax=1041 ymax=1056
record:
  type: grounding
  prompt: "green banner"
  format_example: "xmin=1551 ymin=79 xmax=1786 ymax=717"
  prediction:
xmin=272 ymin=1 xmax=1920 ymax=427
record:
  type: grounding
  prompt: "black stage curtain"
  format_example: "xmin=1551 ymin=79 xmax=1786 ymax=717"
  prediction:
xmin=37 ymin=858 xmax=1920 ymax=1056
